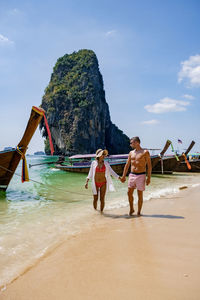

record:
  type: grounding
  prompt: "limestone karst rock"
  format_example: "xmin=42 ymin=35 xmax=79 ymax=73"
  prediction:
xmin=40 ymin=49 xmax=130 ymax=155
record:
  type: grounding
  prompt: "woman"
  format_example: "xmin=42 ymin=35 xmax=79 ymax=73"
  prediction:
xmin=85 ymin=149 xmax=121 ymax=212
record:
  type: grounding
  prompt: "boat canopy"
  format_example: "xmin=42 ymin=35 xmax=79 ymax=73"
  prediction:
xmin=69 ymin=153 xmax=129 ymax=159
xmin=69 ymin=154 xmax=96 ymax=159
xmin=187 ymin=152 xmax=200 ymax=156
xmin=69 ymin=151 xmax=162 ymax=160
xmin=108 ymin=154 xmax=129 ymax=159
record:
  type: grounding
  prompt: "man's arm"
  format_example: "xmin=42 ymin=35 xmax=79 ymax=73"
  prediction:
xmin=121 ymin=153 xmax=131 ymax=182
xmin=146 ymin=151 xmax=152 ymax=185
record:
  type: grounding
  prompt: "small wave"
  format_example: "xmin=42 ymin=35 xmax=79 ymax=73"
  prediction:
xmin=191 ymin=183 xmax=200 ymax=187
xmin=105 ymin=186 xmax=180 ymax=210
xmin=145 ymin=187 xmax=179 ymax=201
xmin=106 ymin=200 xmax=128 ymax=210
xmin=51 ymin=168 xmax=60 ymax=172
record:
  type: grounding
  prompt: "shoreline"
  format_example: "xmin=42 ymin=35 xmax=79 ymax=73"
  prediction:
xmin=1 ymin=184 xmax=200 ymax=299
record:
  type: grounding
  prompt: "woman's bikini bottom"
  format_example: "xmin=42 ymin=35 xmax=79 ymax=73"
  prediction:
xmin=95 ymin=181 xmax=106 ymax=188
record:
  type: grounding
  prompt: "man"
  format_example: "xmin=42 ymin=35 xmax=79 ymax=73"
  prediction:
xmin=121 ymin=136 xmax=152 ymax=216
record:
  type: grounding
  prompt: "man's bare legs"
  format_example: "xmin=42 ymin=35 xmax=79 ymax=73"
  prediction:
xmin=100 ymin=184 xmax=106 ymax=212
xmin=128 ymin=187 xmax=135 ymax=215
xmin=137 ymin=190 xmax=143 ymax=216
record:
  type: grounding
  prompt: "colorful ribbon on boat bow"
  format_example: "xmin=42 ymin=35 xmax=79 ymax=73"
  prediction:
xmin=168 ymin=140 xmax=179 ymax=161
xmin=43 ymin=113 xmax=54 ymax=156
xmin=182 ymin=153 xmax=191 ymax=170
xmin=32 ymin=106 xmax=54 ymax=156
xmin=16 ymin=146 xmax=29 ymax=183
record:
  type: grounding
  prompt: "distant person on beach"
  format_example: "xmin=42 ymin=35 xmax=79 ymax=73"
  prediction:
xmin=85 ymin=149 xmax=122 ymax=212
xmin=121 ymin=137 xmax=152 ymax=216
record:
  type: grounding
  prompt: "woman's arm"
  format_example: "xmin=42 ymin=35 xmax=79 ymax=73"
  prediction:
xmin=87 ymin=161 xmax=94 ymax=179
xmin=106 ymin=162 xmax=120 ymax=179
xmin=85 ymin=161 xmax=94 ymax=189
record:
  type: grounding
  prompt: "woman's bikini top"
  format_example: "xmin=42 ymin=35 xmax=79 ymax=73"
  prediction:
xmin=96 ymin=164 xmax=106 ymax=173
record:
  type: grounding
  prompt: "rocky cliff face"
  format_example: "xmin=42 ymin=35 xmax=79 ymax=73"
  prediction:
xmin=40 ymin=49 xmax=130 ymax=155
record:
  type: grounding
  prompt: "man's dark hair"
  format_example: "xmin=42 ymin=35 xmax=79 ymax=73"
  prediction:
xmin=130 ymin=136 xmax=140 ymax=144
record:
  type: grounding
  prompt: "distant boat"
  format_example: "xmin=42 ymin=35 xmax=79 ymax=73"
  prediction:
xmin=54 ymin=140 xmax=172 ymax=175
xmin=3 ymin=147 xmax=14 ymax=151
xmin=34 ymin=151 xmax=45 ymax=155
xmin=0 ymin=106 xmax=45 ymax=191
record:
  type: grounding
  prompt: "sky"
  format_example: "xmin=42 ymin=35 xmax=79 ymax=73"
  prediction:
xmin=0 ymin=0 xmax=200 ymax=154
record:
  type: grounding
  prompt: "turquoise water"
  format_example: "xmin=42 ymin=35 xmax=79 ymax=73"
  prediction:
xmin=0 ymin=155 xmax=200 ymax=288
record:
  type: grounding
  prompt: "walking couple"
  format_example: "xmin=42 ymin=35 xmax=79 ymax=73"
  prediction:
xmin=85 ymin=136 xmax=152 ymax=216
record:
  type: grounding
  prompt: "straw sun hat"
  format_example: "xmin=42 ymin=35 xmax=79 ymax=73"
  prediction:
xmin=95 ymin=149 xmax=108 ymax=158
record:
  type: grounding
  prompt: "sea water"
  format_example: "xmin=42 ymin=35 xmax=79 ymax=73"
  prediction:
xmin=0 ymin=155 xmax=200 ymax=289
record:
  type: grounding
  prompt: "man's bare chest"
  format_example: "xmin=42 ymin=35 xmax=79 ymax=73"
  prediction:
xmin=131 ymin=151 xmax=146 ymax=162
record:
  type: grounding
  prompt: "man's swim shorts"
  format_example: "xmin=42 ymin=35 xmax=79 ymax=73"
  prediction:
xmin=128 ymin=173 xmax=146 ymax=191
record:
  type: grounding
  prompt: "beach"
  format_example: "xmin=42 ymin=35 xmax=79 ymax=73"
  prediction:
xmin=1 ymin=0 xmax=200 ymax=298
xmin=1 ymin=183 xmax=200 ymax=300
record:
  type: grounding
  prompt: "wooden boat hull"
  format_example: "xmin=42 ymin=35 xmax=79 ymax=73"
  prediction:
xmin=149 ymin=140 xmax=173 ymax=174
xmin=55 ymin=161 xmax=127 ymax=175
xmin=152 ymin=157 xmax=178 ymax=173
xmin=0 ymin=107 xmax=44 ymax=191
xmin=174 ymin=160 xmax=200 ymax=172
xmin=0 ymin=149 xmax=21 ymax=190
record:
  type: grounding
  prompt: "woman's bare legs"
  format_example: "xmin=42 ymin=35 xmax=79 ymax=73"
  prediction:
xmin=100 ymin=184 xmax=106 ymax=212
xmin=93 ymin=194 xmax=98 ymax=210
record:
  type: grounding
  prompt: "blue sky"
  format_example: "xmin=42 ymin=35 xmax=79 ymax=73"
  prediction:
xmin=0 ymin=0 xmax=200 ymax=154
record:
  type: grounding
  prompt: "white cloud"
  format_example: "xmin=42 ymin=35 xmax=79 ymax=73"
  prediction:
xmin=0 ymin=34 xmax=14 ymax=45
xmin=183 ymin=94 xmax=195 ymax=100
xmin=178 ymin=54 xmax=200 ymax=87
xmin=144 ymin=97 xmax=189 ymax=114
xmin=141 ymin=119 xmax=159 ymax=125
xmin=105 ymin=30 xmax=116 ymax=37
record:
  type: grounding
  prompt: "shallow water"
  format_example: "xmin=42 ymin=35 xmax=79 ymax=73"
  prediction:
xmin=0 ymin=155 xmax=200 ymax=288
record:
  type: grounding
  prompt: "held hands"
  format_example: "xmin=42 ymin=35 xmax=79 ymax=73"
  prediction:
xmin=119 ymin=176 xmax=126 ymax=183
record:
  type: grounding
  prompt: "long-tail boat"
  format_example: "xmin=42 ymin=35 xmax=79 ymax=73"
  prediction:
xmin=151 ymin=140 xmax=172 ymax=170
xmin=174 ymin=152 xmax=200 ymax=172
xmin=55 ymin=154 xmax=128 ymax=175
xmin=0 ymin=106 xmax=45 ymax=191
xmin=54 ymin=140 xmax=172 ymax=175
xmin=152 ymin=141 xmax=195 ymax=174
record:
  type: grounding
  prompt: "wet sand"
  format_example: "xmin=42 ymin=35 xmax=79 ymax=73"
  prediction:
xmin=1 ymin=185 xmax=200 ymax=300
